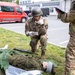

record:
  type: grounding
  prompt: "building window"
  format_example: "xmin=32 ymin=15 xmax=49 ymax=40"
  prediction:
xmin=20 ymin=2 xmax=22 ymax=4
xmin=27 ymin=0 xmax=30 ymax=3
xmin=23 ymin=1 xmax=24 ymax=4
xmin=25 ymin=1 xmax=27 ymax=3
xmin=49 ymin=7 xmax=53 ymax=12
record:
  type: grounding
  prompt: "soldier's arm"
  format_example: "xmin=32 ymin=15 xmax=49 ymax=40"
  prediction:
xmin=25 ymin=20 xmax=30 ymax=36
xmin=67 ymin=10 xmax=75 ymax=22
xmin=39 ymin=19 xmax=48 ymax=35
xmin=58 ymin=10 xmax=75 ymax=23
xmin=44 ymin=19 xmax=48 ymax=30
xmin=58 ymin=13 xmax=69 ymax=23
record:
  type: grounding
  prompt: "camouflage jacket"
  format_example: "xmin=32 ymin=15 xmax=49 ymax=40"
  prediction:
xmin=25 ymin=17 xmax=48 ymax=36
xmin=58 ymin=10 xmax=75 ymax=37
xmin=0 ymin=55 xmax=43 ymax=75
xmin=9 ymin=55 xmax=43 ymax=71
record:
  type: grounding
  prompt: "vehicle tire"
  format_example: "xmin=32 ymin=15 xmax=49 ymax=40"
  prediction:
xmin=21 ymin=17 xmax=26 ymax=23
xmin=15 ymin=21 xmax=19 ymax=23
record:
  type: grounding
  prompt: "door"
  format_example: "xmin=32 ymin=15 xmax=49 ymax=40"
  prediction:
xmin=14 ymin=6 xmax=23 ymax=22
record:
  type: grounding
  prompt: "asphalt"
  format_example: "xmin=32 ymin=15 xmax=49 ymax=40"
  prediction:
xmin=0 ymin=15 xmax=69 ymax=48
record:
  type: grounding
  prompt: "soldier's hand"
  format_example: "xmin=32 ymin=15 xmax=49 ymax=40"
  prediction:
xmin=26 ymin=31 xmax=38 ymax=36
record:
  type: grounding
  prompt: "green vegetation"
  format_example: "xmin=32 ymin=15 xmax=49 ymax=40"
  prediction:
xmin=0 ymin=28 xmax=66 ymax=75
xmin=0 ymin=0 xmax=19 ymax=4
xmin=16 ymin=0 xmax=19 ymax=4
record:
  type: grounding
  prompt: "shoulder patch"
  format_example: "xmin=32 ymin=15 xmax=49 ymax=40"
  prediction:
xmin=26 ymin=21 xmax=28 ymax=25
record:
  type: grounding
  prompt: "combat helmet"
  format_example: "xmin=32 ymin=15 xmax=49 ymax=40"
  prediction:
xmin=31 ymin=8 xmax=43 ymax=16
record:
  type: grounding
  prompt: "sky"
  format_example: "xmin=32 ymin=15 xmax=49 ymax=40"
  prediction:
xmin=32 ymin=0 xmax=49 ymax=2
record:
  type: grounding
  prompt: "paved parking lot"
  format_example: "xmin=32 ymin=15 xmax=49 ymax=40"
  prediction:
xmin=0 ymin=16 xmax=69 ymax=48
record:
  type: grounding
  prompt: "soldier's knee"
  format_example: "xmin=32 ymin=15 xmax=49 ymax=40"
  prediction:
xmin=30 ymin=41 xmax=37 ymax=47
xmin=40 ymin=35 xmax=47 ymax=45
xmin=40 ymin=35 xmax=47 ymax=40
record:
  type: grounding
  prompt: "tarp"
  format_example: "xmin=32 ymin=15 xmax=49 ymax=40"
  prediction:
xmin=5 ymin=65 xmax=42 ymax=75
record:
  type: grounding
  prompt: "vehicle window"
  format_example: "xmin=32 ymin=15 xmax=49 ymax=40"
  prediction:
xmin=16 ymin=7 xmax=22 ymax=13
xmin=1 ymin=6 xmax=14 ymax=12
xmin=0 ymin=6 xmax=1 ymax=11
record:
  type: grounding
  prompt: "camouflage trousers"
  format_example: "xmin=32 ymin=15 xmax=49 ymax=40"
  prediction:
xmin=65 ymin=38 xmax=75 ymax=75
xmin=30 ymin=34 xmax=47 ymax=52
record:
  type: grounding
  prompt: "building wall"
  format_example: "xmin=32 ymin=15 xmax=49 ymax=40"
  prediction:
xmin=19 ymin=0 xmax=70 ymax=15
xmin=19 ymin=0 xmax=31 ymax=4
xmin=60 ymin=0 xmax=71 ymax=12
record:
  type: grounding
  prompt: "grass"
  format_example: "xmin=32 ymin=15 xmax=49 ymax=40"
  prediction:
xmin=0 ymin=28 xmax=66 ymax=75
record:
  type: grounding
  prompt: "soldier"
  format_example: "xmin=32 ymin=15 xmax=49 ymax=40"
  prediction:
xmin=25 ymin=8 xmax=48 ymax=59
xmin=9 ymin=54 xmax=55 ymax=75
xmin=0 ymin=49 xmax=55 ymax=75
xmin=56 ymin=0 xmax=75 ymax=75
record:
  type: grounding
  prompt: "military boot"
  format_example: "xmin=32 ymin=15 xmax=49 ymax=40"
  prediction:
xmin=41 ymin=51 xmax=45 ymax=59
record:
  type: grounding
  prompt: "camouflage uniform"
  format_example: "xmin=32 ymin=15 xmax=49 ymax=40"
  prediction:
xmin=0 ymin=55 xmax=43 ymax=75
xmin=9 ymin=54 xmax=55 ymax=75
xmin=9 ymin=55 xmax=43 ymax=70
xmin=58 ymin=1 xmax=75 ymax=75
xmin=25 ymin=17 xmax=48 ymax=58
xmin=0 ymin=54 xmax=55 ymax=75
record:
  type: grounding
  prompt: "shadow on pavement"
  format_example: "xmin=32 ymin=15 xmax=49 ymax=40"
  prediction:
xmin=0 ymin=22 xmax=20 ymax=24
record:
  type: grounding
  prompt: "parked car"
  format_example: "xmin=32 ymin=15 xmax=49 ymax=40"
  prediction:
xmin=0 ymin=2 xmax=27 ymax=23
